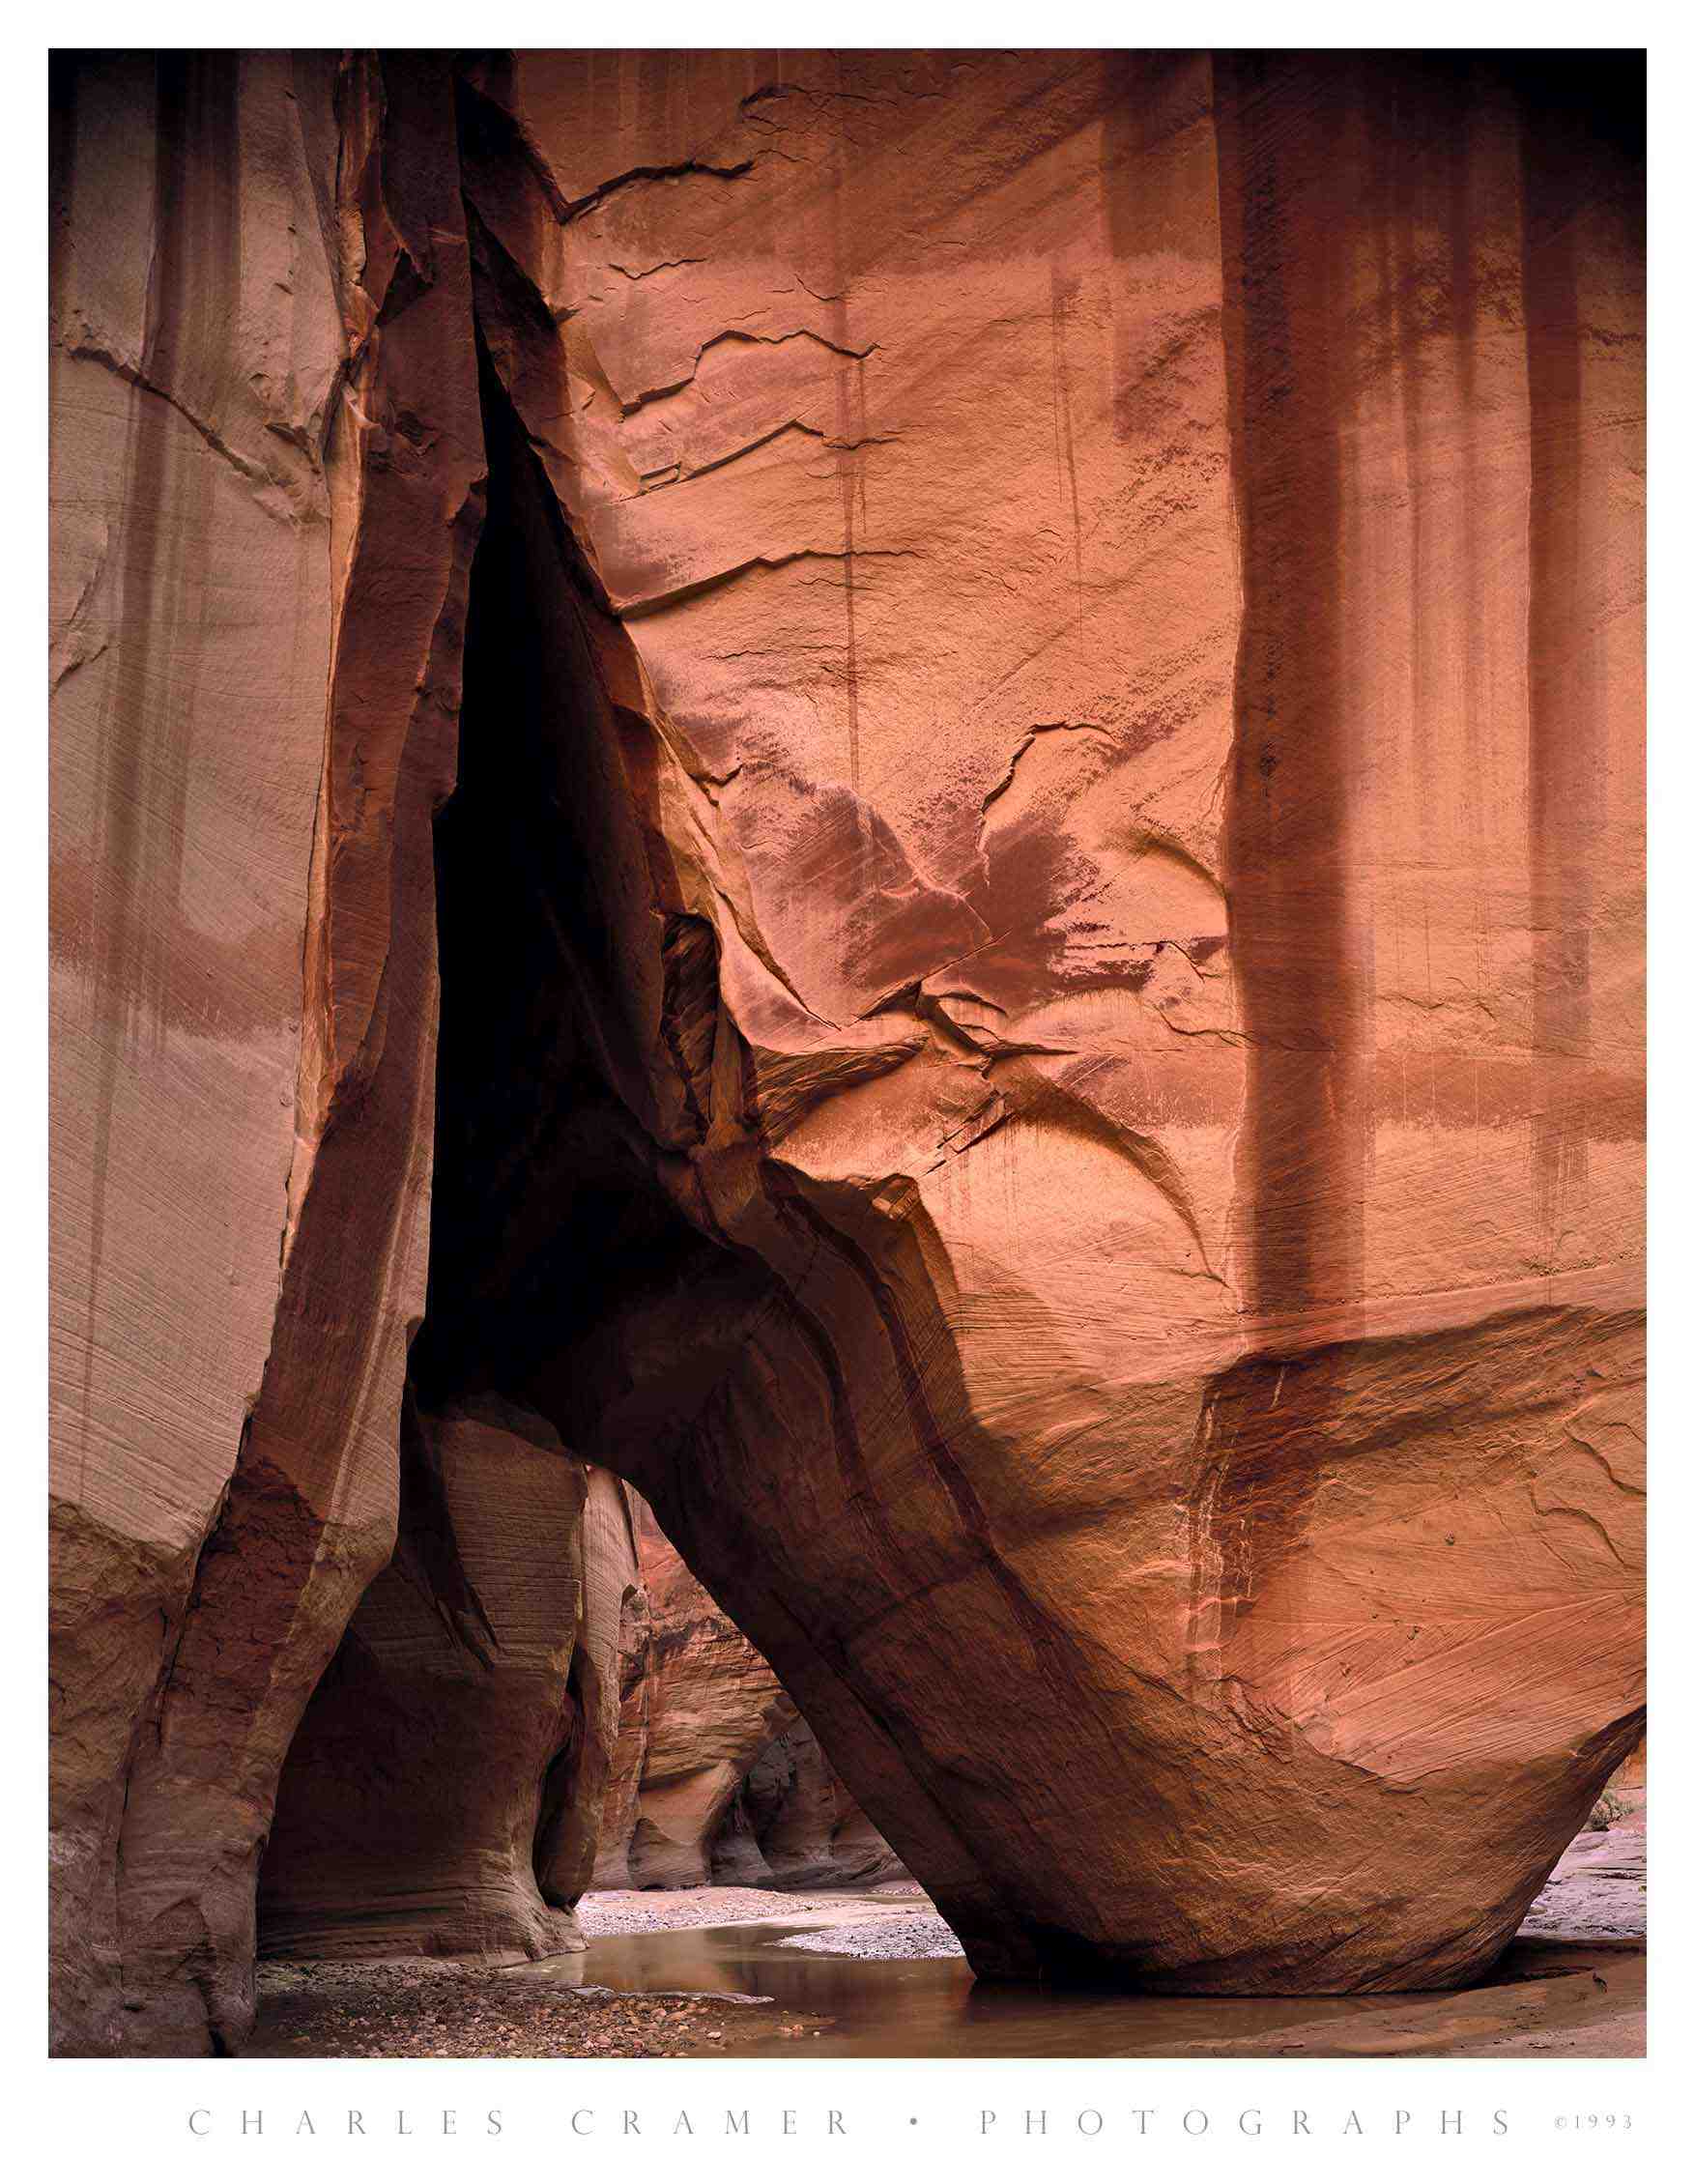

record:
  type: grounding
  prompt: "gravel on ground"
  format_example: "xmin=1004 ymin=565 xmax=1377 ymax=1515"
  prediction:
xmin=577 ymin=1881 xmax=916 ymax=1938
xmin=781 ymin=1912 xmax=963 ymax=1959
xmin=249 ymin=1956 xmax=827 ymax=2059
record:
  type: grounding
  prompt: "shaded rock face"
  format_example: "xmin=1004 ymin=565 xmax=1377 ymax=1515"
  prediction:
xmin=590 ymin=1501 xmax=796 ymax=1888
xmin=589 ymin=1501 xmax=902 ymax=1891
xmin=49 ymin=52 xmax=483 ymax=2055
xmin=257 ymin=1403 xmax=637 ymax=1962
xmin=716 ymin=1722 xmax=908 ymax=1892
xmin=50 ymin=50 xmax=1644 ymax=2053
xmin=1609 ymin=1736 xmax=1647 ymax=1793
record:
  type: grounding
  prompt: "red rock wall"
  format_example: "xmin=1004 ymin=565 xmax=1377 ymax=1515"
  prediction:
xmin=257 ymin=1405 xmax=636 ymax=1963
xmin=443 ymin=48 xmax=1645 ymax=1993
xmin=50 ymin=53 xmax=483 ymax=2055
xmin=1610 ymin=1735 xmax=1647 ymax=1793
xmin=584 ymin=1567 xmax=656 ymax=1890
xmin=595 ymin=1498 xmax=796 ymax=1886
xmin=51 ymin=50 xmax=1645 ymax=2050
xmin=535 ymin=1465 xmax=646 ymax=1906
xmin=727 ymin=1721 xmax=908 ymax=1890
xmin=589 ymin=1500 xmax=901 ymax=1891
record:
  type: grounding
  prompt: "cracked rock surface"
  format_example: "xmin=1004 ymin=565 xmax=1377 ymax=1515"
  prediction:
xmin=50 ymin=50 xmax=1644 ymax=2054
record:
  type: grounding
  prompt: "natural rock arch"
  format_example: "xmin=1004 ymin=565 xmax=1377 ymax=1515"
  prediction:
xmin=49 ymin=48 xmax=1644 ymax=2055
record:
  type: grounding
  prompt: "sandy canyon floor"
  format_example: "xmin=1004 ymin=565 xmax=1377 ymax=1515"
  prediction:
xmin=249 ymin=1793 xmax=1646 ymax=2061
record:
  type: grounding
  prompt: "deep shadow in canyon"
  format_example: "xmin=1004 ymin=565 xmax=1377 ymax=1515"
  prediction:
xmin=415 ymin=328 xmax=753 ymax=1430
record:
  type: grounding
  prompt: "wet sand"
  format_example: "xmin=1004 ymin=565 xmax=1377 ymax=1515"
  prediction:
xmin=250 ymin=1793 xmax=1644 ymax=2059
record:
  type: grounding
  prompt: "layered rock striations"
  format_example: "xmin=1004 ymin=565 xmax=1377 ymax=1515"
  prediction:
xmin=50 ymin=50 xmax=1645 ymax=2053
xmin=589 ymin=1500 xmax=903 ymax=1891
xmin=258 ymin=1405 xmax=637 ymax=1961
xmin=49 ymin=52 xmax=483 ymax=2055
xmin=589 ymin=1499 xmax=796 ymax=1888
xmin=430 ymin=47 xmax=1647 ymax=1994
xmin=714 ymin=1721 xmax=908 ymax=1891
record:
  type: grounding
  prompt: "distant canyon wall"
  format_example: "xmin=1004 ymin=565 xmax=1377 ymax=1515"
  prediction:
xmin=588 ymin=1498 xmax=904 ymax=1893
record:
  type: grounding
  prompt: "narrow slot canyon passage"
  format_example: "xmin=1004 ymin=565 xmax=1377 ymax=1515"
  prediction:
xmin=257 ymin=327 xmax=913 ymax=1972
xmin=49 ymin=49 xmax=1645 ymax=2059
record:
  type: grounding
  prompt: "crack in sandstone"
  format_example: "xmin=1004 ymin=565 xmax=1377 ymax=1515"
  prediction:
xmin=635 ymin=419 xmax=902 ymax=496
xmin=62 ymin=339 xmax=302 ymax=514
xmin=618 ymin=326 xmax=881 ymax=417
xmin=618 ymin=546 xmax=923 ymax=621
xmin=559 ymin=157 xmax=756 ymax=226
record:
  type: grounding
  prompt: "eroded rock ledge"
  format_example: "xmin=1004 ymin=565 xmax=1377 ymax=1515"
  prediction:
xmin=50 ymin=50 xmax=1644 ymax=2055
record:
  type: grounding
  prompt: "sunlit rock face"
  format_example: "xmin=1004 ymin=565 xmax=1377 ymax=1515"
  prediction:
xmin=50 ymin=49 xmax=1644 ymax=2053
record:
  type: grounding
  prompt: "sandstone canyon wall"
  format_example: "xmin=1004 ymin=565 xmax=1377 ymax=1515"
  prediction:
xmin=257 ymin=1405 xmax=637 ymax=1961
xmin=49 ymin=50 xmax=1645 ymax=2055
xmin=588 ymin=1497 xmax=903 ymax=1891
xmin=711 ymin=1720 xmax=909 ymax=1891
xmin=257 ymin=1458 xmax=897 ymax=1946
xmin=590 ymin=1496 xmax=797 ymax=1888
xmin=49 ymin=52 xmax=484 ymax=2054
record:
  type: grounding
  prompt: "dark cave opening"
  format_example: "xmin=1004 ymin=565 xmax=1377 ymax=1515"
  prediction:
xmin=256 ymin=295 xmax=809 ymax=1961
xmin=417 ymin=328 xmax=699 ymax=1419
xmin=413 ymin=304 xmax=787 ymax=1466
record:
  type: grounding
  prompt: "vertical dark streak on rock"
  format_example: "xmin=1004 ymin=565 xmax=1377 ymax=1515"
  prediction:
xmin=78 ymin=54 xmax=238 ymax=1495
xmin=1100 ymin=52 xmax=1213 ymax=447
xmin=1209 ymin=55 xmax=1371 ymax=1710
xmin=114 ymin=54 xmax=238 ymax=1049
xmin=47 ymin=54 xmax=80 ymax=346
xmin=1389 ymin=72 xmax=1435 ymax=912
xmin=1049 ymin=263 xmax=1084 ymax=631
xmin=1384 ymin=71 xmax=1441 ymax=1151
xmin=836 ymin=364 xmax=861 ymax=800
xmin=1447 ymin=70 xmax=1492 ymax=1030
xmin=824 ymin=72 xmax=864 ymax=808
xmin=1519 ymin=93 xmax=1595 ymax=1256
xmin=1215 ymin=51 xmax=1365 ymax=1322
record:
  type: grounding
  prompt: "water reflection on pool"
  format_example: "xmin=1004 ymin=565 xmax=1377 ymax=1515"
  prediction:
xmin=503 ymin=1899 xmax=1606 ymax=2058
